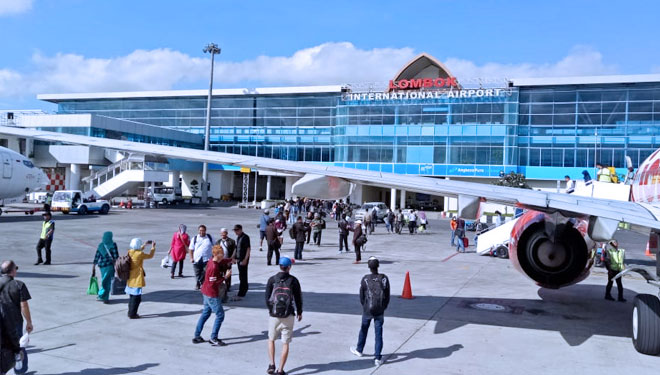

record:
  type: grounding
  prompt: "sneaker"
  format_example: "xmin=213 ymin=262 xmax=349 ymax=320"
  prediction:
xmin=209 ymin=338 xmax=227 ymax=346
xmin=275 ymin=371 xmax=287 ymax=375
xmin=267 ymin=364 xmax=276 ymax=374
xmin=374 ymin=359 xmax=383 ymax=366
xmin=618 ymin=297 xmax=627 ymax=302
xmin=192 ymin=337 xmax=205 ymax=344
xmin=605 ymin=295 xmax=615 ymax=301
xmin=34 ymin=260 xmax=43 ymax=265
xmin=350 ymin=346 xmax=363 ymax=357
xmin=43 ymin=261 xmax=51 ymax=265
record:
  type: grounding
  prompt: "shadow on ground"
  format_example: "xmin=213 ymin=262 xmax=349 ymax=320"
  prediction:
xmin=32 ymin=362 xmax=158 ymax=375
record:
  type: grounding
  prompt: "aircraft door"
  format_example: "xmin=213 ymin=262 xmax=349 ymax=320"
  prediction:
xmin=1 ymin=152 xmax=11 ymax=178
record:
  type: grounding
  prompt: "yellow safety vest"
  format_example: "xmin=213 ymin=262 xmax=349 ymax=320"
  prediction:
xmin=607 ymin=248 xmax=625 ymax=272
xmin=598 ymin=168 xmax=612 ymax=182
xmin=41 ymin=220 xmax=53 ymax=240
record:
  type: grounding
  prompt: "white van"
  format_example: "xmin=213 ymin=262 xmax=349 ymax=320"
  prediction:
xmin=148 ymin=186 xmax=182 ymax=205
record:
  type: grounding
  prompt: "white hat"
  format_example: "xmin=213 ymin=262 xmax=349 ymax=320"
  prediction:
xmin=355 ymin=219 xmax=362 ymax=224
xmin=129 ymin=238 xmax=143 ymax=250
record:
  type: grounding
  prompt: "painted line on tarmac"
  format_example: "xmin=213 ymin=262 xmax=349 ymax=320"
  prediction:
xmin=441 ymin=252 xmax=460 ymax=262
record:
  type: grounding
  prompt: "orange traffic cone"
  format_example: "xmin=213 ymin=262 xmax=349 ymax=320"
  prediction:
xmin=401 ymin=271 xmax=414 ymax=299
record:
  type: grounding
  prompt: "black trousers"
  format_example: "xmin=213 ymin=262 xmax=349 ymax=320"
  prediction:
xmin=313 ymin=231 xmax=322 ymax=245
xmin=170 ymin=260 xmax=184 ymax=276
xmin=306 ymin=228 xmax=311 ymax=244
xmin=606 ymin=269 xmax=624 ymax=299
xmin=36 ymin=238 xmax=52 ymax=263
xmin=408 ymin=221 xmax=417 ymax=234
xmin=355 ymin=244 xmax=362 ymax=262
xmin=295 ymin=241 xmax=305 ymax=260
xmin=339 ymin=233 xmax=349 ymax=251
xmin=128 ymin=294 xmax=142 ymax=318
xmin=267 ymin=244 xmax=280 ymax=265
xmin=237 ymin=263 xmax=249 ymax=297
xmin=193 ymin=260 xmax=207 ymax=288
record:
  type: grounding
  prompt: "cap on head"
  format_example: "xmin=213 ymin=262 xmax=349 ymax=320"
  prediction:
xmin=220 ymin=227 xmax=228 ymax=234
xmin=609 ymin=240 xmax=618 ymax=247
xmin=264 ymin=209 xmax=269 ymax=214
xmin=315 ymin=213 xmax=320 ymax=218
xmin=129 ymin=238 xmax=143 ymax=250
xmin=355 ymin=219 xmax=362 ymax=224
xmin=345 ymin=216 xmax=350 ymax=221
xmin=452 ymin=217 xmax=456 ymax=221
xmin=279 ymin=257 xmax=292 ymax=267
xmin=367 ymin=256 xmax=379 ymax=269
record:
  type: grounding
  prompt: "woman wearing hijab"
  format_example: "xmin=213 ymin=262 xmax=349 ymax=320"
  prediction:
xmin=582 ymin=170 xmax=592 ymax=186
xmin=126 ymin=238 xmax=156 ymax=319
xmin=170 ymin=224 xmax=190 ymax=279
xmin=93 ymin=231 xmax=119 ymax=303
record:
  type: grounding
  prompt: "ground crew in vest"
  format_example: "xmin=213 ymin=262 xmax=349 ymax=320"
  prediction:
xmin=604 ymin=239 xmax=626 ymax=302
xmin=35 ymin=212 xmax=55 ymax=265
xmin=596 ymin=163 xmax=612 ymax=183
xmin=350 ymin=256 xmax=390 ymax=367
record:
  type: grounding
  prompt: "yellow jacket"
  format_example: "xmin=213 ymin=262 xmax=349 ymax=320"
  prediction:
xmin=127 ymin=247 xmax=155 ymax=288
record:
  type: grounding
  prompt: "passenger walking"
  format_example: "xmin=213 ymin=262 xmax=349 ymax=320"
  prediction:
xmin=192 ymin=245 xmax=232 ymax=346
xmin=338 ymin=215 xmax=350 ymax=253
xmin=311 ymin=213 xmax=325 ymax=246
xmin=93 ymin=232 xmax=119 ymax=302
xmin=450 ymin=217 xmax=458 ymax=246
xmin=370 ymin=206 xmax=378 ymax=233
xmin=495 ymin=211 xmax=504 ymax=227
xmin=0 ymin=260 xmax=33 ymax=374
xmin=408 ymin=210 xmax=417 ymax=234
xmin=266 ymin=218 xmax=281 ymax=266
xmin=260 ymin=210 xmax=270 ymax=252
xmin=125 ymin=238 xmax=156 ymax=319
xmin=265 ymin=257 xmax=303 ymax=375
xmin=564 ymin=175 xmax=575 ymax=194
xmin=384 ymin=210 xmax=394 ymax=233
xmin=604 ymin=240 xmax=626 ymax=302
xmin=395 ymin=209 xmax=404 ymax=234
xmin=189 ymin=225 xmax=214 ymax=290
xmin=292 ymin=216 xmax=307 ymax=260
xmin=169 ymin=224 xmax=190 ymax=279
xmin=216 ymin=228 xmax=236 ymax=296
xmin=352 ymin=219 xmax=365 ymax=264
xmin=455 ymin=223 xmax=466 ymax=253
xmin=418 ymin=211 xmax=427 ymax=232
xmin=624 ymin=167 xmax=635 ymax=185
xmin=35 ymin=211 xmax=55 ymax=265
xmin=233 ymin=224 xmax=251 ymax=298
xmin=304 ymin=211 xmax=313 ymax=244
xmin=350 ymin=256 xmax=390 ymax=367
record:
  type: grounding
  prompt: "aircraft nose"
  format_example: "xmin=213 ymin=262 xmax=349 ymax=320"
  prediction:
xmin=34 ymin=168 xmax=48 ymax=190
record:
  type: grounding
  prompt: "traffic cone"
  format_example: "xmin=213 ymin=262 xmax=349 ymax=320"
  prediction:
xmin=401 ymin=271 xmax=414 ymax=299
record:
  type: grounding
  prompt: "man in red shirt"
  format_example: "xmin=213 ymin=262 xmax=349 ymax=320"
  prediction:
xmin=192 ymin=245 xmax=232 ymax=346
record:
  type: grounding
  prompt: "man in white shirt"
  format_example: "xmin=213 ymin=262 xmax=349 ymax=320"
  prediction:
xmin=189 ymin=224 xmax=214 ymax=290
xmin=564 ymin=175 xmax=575 ymax=194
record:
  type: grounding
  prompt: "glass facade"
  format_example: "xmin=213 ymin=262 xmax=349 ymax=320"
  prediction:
xmin=51 ymin=79 xmax=660 ymax=180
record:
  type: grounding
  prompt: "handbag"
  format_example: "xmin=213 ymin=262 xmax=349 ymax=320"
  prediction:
xmin=87 ymin=267 xmax=99 ymax=295
xmin=161 ymin=255 xmax=172 ymax=268
xmin=111 ymin=276 xmax=126 ymax=295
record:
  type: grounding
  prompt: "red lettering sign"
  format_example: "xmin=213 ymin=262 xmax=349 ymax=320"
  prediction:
xmin=389 ymin=77 xmax=458 ymax=90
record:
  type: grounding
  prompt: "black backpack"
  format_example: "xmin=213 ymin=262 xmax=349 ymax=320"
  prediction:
xmin=364 ymin=274 xmax=387 ymax=316
xmin=269 ymin=277 xmax=294 ymax=317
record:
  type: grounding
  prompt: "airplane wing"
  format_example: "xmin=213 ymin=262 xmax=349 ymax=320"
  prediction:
xmin=3 ymin=125 xmax=660 ymax=234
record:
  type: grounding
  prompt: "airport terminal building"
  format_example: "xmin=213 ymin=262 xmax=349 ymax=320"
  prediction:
xmin=3 ymin=53 xmax=660 ymax=207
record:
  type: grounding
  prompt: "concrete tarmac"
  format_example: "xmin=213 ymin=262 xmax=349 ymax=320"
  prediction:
xmin=1 ymin=207 xmax=660 ymax=374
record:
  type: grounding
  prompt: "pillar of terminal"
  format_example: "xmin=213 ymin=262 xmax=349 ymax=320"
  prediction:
xmin=266 ymin=175 xmax=272 ymax=200
xmin=390 ymin=188 xmax=396 ymax=210
xmin=68 ymin=164 xmax=81 ymax=191
xmin=399 ymin=189 xmax=406 ymax=210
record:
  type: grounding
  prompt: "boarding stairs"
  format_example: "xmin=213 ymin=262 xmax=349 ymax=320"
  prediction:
xmin=81 ymin=154 xmax=169 ymax=199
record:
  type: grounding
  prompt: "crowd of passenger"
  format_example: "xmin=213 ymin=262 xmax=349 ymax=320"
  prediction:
xmin=564 ymin=164 xmax=636 ymax=194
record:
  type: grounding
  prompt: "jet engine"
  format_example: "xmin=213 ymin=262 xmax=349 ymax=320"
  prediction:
xmin=509 ymin=211 xmax=593 ymax=289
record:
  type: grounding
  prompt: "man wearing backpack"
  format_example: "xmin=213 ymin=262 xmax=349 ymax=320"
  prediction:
xmin=350 ymin=256 xmax=390 ymax=367
xmin=265 ymin=257 xmax=302 ymax=375
xmin=455 ymin=221 xmax=466 ymax=253
xmin=189 ymin=225 xmax=214 ymax=290
xmin=266 ymin=218 xmax=281 ymax=266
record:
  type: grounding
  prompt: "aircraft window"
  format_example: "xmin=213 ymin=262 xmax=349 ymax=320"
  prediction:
xmin=22 ymin=160 xmax=34 ymax=168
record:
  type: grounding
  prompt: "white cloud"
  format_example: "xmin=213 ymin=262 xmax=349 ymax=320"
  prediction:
xmin=0 ymin=43 xmax=632 ymax=100
xmin=446 ymin=46 xmax=618 ymax=86
xmin=0 ymin=0 xmax=33 ymax=16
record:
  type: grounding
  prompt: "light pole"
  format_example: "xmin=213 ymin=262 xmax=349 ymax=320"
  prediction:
xmin=202 ymin=42 xmax=221 ymax=204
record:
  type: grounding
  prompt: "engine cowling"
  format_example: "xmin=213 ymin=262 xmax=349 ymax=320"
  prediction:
xmin=509 ymin=210 xmax=593 ymax=289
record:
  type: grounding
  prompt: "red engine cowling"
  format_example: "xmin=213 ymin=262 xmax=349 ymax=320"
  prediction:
xmin=509 ymin=210 xmax=593 ymax=289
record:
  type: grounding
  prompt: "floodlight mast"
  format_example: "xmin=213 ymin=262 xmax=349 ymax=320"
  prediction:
xmin=201 ymin=43 xmax=221 ymax=204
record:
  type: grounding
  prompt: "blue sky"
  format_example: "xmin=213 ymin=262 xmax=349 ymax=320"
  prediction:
xmin=1 ymin=0 xmax=659 ymax=110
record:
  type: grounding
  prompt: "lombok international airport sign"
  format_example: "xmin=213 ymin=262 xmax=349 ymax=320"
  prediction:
xmin=342 ymin=87 xmax=510 ymax=101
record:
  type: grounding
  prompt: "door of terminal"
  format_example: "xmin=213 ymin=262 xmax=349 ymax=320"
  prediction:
xmin=1 ymin=152 xmax=11 ymax=178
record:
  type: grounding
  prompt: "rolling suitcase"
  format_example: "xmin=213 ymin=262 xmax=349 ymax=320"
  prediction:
xmin=463 ymin=237 xmax=469 ymax=247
